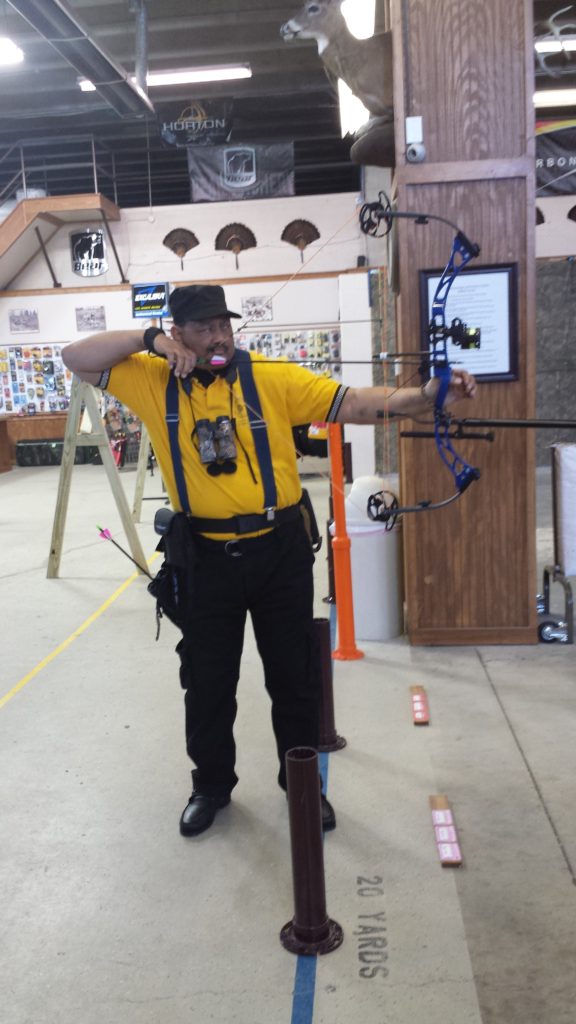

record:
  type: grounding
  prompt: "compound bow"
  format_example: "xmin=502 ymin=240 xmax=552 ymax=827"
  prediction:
xmin=359 ymin=191 xmax=482 ymax=526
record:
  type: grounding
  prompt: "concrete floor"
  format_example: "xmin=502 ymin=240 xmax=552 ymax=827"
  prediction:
xmin=1 ymin=462 xmax=575 ymax=1024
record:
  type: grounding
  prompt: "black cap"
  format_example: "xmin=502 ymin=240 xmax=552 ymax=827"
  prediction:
xmin=168 ymin=285 xmax=241 ymax=325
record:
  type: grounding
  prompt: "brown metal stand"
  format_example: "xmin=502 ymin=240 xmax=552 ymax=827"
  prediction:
xmin=343 ymin=440 xmax=353 ymax=484
xmin=322 ymin=518 xmax=336 ymax=604
xmin=280 ymin=748 xmax=343 ymax=956
xmin=315 ymin=618 xmax=346 ymax=752
xmin=323 ymin=488 xmax=335 ymax=604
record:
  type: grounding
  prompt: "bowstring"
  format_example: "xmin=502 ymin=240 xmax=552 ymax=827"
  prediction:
xmin=191 ymin=351 xmax=432 ymax=527
xmin=170 ymin=208 xmax=436 ymax=524
xmin=232 ymin=210 xmax=435 ymax=521
xmin=233 ymin=206 xmax=362 ymax=335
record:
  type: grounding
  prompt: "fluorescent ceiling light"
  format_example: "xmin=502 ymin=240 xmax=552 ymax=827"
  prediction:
xmin=341 ymin=0 xmax=376 ymax=39
xmin=0 ymin=36 xmax=24 ymax=66
xmin=79 ymin=65 xmax=251 ymax=91
xmin=535 ymin=38 xmax=576 ymax=53
xmin=147 ymin=66 xmax=251 ymax=86
xmin=338 ymin=78 xmax=370 ymax=136
xmin=534 ymin=88 xmax=576 ymax=107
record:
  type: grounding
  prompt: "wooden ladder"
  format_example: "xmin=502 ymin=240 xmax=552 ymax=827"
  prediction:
xmin=47 ymin=375 xmax=148 ymax=578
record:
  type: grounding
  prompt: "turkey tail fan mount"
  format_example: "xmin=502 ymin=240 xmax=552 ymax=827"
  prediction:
xmin=281 ymin=220 xmax=320 ymax=262
xmin=163 ymin=228 xmax=199 ymax=269
xmin=215 ymin=223 xmax=256 ymax=269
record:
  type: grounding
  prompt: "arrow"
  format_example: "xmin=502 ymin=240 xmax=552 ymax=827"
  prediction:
xmin=96 ymin=524 xmax=153 ymax=579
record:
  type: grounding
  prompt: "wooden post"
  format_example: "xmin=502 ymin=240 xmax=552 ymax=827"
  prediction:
xmin=390 ymin=0 xmax=537 ymax=644
xmin=132 ymin=423 xmax=151 ymax=523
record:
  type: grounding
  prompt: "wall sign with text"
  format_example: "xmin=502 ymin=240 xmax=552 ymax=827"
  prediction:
xmin=132 ymin=283 xmax=170 ymax=319
xmin=419 ymin=264 xmax=519 ymax=382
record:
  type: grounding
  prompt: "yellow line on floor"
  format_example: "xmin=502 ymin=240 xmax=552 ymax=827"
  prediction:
xmin=0 ymin=565 xmax=155 ymax=710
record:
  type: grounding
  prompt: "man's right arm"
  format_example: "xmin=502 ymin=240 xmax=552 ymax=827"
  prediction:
xmin=61 ymin=330 xmax=147 ymax=386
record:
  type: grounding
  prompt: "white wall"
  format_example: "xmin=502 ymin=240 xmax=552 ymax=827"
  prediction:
xmin=0 ymin=191 xmax=382 ymax=477
xmin=0 ymin=276 xmax=348 ymax=347
xmin=0 ymin=191 xmax=373 ymax=342
xmin=339 ymin=272 xmax=375 ymax=477
xmin=7 ymin=192 xmax=368 ymax=295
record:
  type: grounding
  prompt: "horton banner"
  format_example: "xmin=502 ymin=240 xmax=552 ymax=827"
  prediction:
xmin=188 ymin=143 xmax=294 ymax=202
xmin=536 ymin=120 xmax=576 ymax=196
xmin=160 ymin=99 xmax=232 ymax=147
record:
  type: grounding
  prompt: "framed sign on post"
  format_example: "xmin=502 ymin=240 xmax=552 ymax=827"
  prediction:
xmin=419 ymin=263 xmax=519 ymax=382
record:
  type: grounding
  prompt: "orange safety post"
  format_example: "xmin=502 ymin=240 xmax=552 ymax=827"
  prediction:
xmin=327 ymin=422 xmax=364 ymax=661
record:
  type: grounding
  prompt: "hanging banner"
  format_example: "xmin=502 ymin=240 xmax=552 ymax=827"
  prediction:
xmin=70 ymin=229 xmax=108 ymax=277
xmin=160 ymin=99 xmax=232 ymax=147
xmin=188 ymin=143 xmax=295 ymax=202
xmin=536 ymin=120 xmax=576 ymax=196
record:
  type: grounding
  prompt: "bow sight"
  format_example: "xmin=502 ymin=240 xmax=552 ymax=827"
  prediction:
xmin=444 ymin=319 xmax=480 ymax=349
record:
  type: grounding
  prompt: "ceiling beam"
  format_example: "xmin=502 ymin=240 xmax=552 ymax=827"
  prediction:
xmin=6 ymin=0 xmax=155 ymax=119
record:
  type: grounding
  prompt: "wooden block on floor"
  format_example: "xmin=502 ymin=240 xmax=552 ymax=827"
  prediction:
xmin=430 ymin=795 xmax=463 ymax=867
xmin=411 ymin=685 xmax=430 ymax=725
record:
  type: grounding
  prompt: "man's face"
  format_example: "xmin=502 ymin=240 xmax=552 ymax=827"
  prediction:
xmin=171 ymin=316 xmax=235 ymax=366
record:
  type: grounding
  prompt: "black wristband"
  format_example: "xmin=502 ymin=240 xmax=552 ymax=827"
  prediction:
xmin=143 ymin=326 xmax=167 ymax=357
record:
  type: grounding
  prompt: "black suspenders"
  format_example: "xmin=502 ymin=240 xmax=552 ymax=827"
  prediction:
xmin=164 ymin=349 xmax=278 ymax=517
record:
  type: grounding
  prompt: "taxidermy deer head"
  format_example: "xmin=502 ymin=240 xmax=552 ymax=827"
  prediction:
xmin=280 ymin=0 xmax=393 ymax=119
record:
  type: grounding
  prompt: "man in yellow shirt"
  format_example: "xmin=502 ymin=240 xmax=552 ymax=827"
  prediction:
xmin=63 ymin=285 xmax=476 ymax=838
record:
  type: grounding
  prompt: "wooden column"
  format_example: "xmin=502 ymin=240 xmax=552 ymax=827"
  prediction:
xmin=391 ymin=0 xmax=537 ymax=643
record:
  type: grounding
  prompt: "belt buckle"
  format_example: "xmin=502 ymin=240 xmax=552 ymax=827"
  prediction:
xmin=225 ymin=539 xmax=243 ymax=557
xmin=265 ymin=506 xmax=276 ymax=522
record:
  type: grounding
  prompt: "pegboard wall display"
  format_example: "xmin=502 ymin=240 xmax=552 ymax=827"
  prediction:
xmin=235 ymin=329 xmax=342 ymax=381
xmin=0 ymin=344 xmax=73 ymax=416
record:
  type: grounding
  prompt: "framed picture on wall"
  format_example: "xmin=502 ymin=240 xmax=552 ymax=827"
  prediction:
xmin=75 ymin=306 xmax=107 ymax=331
xmin=241 ymin=296 xmax=273 ymax=322
xmin=419 ymin=263 xmax=519 ymax=382
xmin=9 ymin=309 xmax=40 ymax=334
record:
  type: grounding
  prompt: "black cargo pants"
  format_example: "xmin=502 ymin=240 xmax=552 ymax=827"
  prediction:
xmin=176 ymin=517 xmax=319 ymax=798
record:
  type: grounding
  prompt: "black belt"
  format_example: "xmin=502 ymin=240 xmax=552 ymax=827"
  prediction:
xmin=187 ymin=502 xmax=301 ymax=536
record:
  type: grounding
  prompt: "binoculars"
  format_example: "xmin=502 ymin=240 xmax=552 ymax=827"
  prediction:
xmin=195 ymin=416 xmax=237 ymax=475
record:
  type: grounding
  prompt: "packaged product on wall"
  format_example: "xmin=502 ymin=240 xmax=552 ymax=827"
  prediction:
xmin=0 ymin=344 xmax=72 ymax=414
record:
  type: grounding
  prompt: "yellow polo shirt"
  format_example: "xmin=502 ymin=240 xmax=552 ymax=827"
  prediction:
xmin=102 ymin=351 xmax=347 ymax=536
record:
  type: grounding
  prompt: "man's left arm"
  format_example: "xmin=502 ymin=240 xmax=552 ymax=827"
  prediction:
xmin=335 ymin=369 xmax=477 ymax=424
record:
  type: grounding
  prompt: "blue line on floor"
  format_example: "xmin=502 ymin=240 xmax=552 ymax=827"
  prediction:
xmin=291 ymin=953 xmax=318 ymax=1024
xmin=329 ymin=603 xmax=337 ymax=649
xmin=290 ymin=608 xmax=336 ymax=1024
xmin=319 ymin=750 xmax=329 ymax=789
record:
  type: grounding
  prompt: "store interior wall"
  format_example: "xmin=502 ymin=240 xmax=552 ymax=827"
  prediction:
xmin=5 ymin=193 xmax=367 ymax=294
xmin=0 ymin=190 xmax=375 ymax=476
xmin=1 ymin=188 xmax=575 ymax=468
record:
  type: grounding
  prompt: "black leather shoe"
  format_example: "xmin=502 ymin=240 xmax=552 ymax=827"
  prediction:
xmin=179 ymin=792 xmax=231 ymax=837
xmin=321 ymin=793 xmax=336 ymax=832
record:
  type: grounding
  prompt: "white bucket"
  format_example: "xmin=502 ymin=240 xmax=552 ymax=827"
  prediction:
xmin=331 ymin=475 xmax=404 ymax=641
xmin=346 ymin=521 xmax=402 ymax=640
